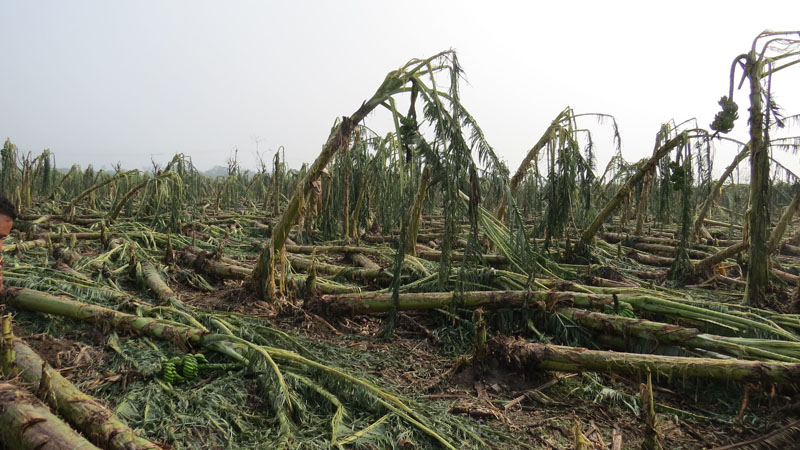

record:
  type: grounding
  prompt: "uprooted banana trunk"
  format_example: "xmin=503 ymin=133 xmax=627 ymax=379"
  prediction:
xmin=490 ymin=336 xmax=800 ymax=383
xmin=0 ymin=382 xmax=102 ymax=450
xmin=6 ymin=336 xmax=162 ymax=450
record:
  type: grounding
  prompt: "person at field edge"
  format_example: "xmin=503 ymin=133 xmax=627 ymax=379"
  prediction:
xmin=0 ymin=195 xmax=17 ymax=291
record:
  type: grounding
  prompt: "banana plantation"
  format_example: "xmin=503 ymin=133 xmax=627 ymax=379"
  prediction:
xmin=2 ymin=32 xmax=800 ymax=450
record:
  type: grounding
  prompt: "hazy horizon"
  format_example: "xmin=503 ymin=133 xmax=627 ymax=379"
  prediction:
xmin=2 ymin=1 xmax=799 ymax=176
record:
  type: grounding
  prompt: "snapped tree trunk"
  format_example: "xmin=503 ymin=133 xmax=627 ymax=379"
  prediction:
xmin=314 ymin=289 xmax=798 ymax=341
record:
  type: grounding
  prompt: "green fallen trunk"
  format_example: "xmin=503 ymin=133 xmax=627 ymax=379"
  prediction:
xmin=415 ymin=249 xmax=508 ymax=265
xmin=627 ymin=251 xmax=700 ymax=267
xmin=288 ymin=243 xmax=506 ymax=265
xmin=38 ymin=232 xmax=103 ymax=242
xmin=2 ymin=239 xmax=49 ymax=253
xmin=351 ymin=253 xmax=380 ymax=270
xmin=285 ymin=244 xmax=386 ymax=256
xmin=140 ymin=261 xmax=180 ymax=306
xmin=405 ymin=165 xmax=432 ymax=255
xmin=180 ymin=249 xmax=360 ymax=294
xmin=316 ymin=289 xmax=799 ymax=341
xmin=703 ymin=218 xmax=744 ymax=230
xmin=287 ymin=253 xmax=392 ymax=285
xmin=179 ymin=250 xmax=252 ymax=280
xmin=620 ymin=241 xmax=711 ymax=259
xmin=0 ymin=382 xmax=102 ymax=450
xmin=558 ymin=307 xmax=800 ymax=362
xmin=314 ymin=290 xmax=614 ymax=316
xmin=693 ymin=241 xmax=748 ymax=275
xmin=7 ymin=338 xmax=162 ymax=450
xmin=2 ymin=288 xmax=209 ymax=346
xmin=490 ymin=336 xmax=800 ymax=383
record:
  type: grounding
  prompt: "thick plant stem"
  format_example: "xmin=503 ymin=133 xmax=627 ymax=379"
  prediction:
xmin=287 ymin=253 xmax=391 ymax=284
xmin=579 ymin=134 xmax=686 ymax=249
xmin=1 ymin=315 xmax=14 ymax=376
xmin=634 ymin=171 xmax=653 ymax=236
xmin=179 ymin=248 xmax=360 ymax=294
xmin=140 ymin=262 xmax=179 ymax=306
xmin=8 ymin=338 xmax=162 ymax=450
xmin=2 ymin=288 xmax=209 ymax=345
xmin=272 ymin=151 xmax=281 ymax=216
xmin=314 ymin=290 xmax=615 ymax=316
xmin=640 ymin=373 xmax=663 ymax=450
xmin=744 ymin=53 xmax=770 ymax=306
xmin=0 ymin=382 xmax=102 ymax=450
xmin=789 ymin=223 xmax=800 ymax=246
xmin=692 ymin=145 xmax=750 ymax=243
xmin=351 ymin=253 xmax=380 ymax=270
xmin=558 ymin=307 xmax=798 ymax=362
xmin=316 ymin=289 xmax=798 ymax=341
xmin=405 ymin=165 xmax=432 ymax=255
xmin=179 ymin=251 xmax=252 ymax=280
xmin=490 ymin=336 xmax=800 ymax=383
xmin=2 ymin=239 xmax=48 ymax=253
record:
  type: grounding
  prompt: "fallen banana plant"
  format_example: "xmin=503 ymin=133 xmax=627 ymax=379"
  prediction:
xmin=490 ymin=336 xmax=800 ymax=383
xmin=313 ymin=289 xmax=799 ymax=341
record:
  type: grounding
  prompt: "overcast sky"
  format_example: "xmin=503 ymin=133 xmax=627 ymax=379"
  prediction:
xmin=1 ymin=1 xmax=799 ymax=175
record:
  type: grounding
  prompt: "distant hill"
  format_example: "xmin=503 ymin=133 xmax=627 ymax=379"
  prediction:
xmin=202 ymin=166 xmax=229 ymax=177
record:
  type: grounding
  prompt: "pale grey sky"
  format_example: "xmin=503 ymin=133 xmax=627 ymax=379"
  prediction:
xmin=1 ymin=1 xmax=799 ymax=175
